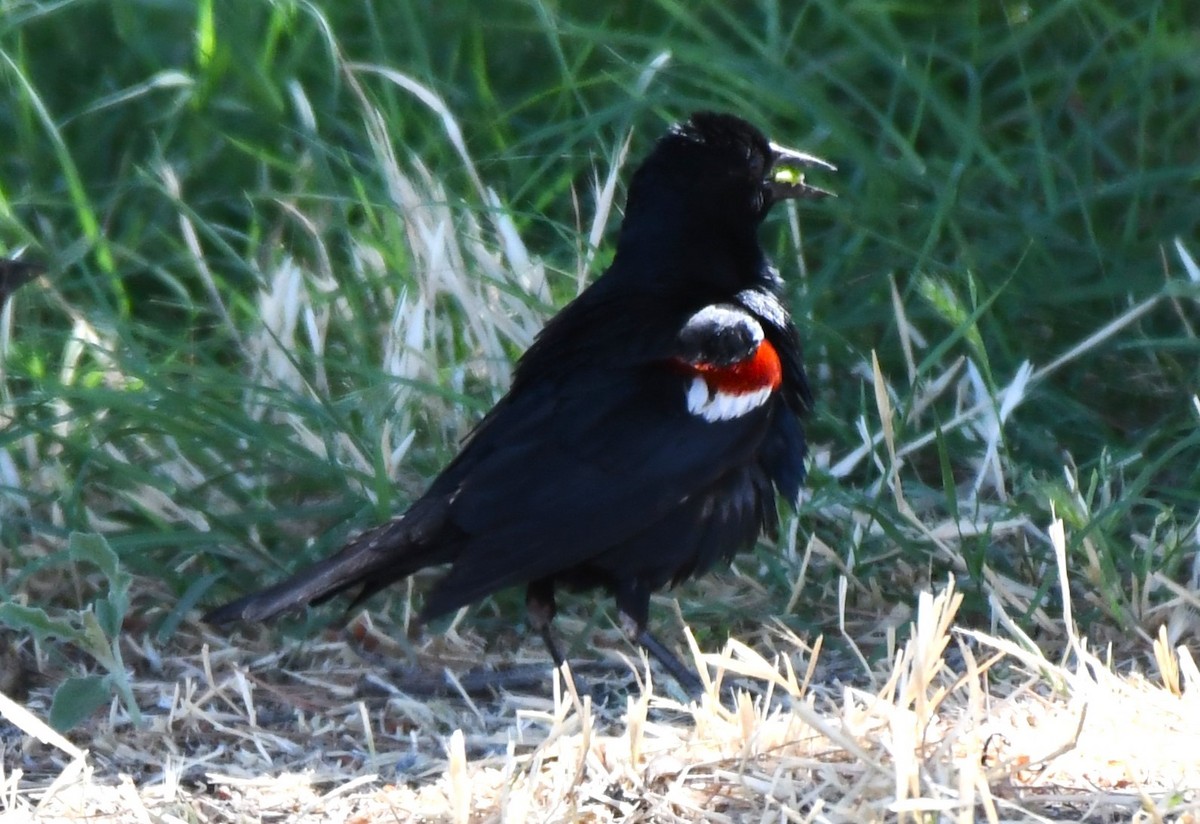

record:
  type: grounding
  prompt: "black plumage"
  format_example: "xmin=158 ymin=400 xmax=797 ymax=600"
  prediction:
xmin=205 ymin=112 xmax=833 ymax=694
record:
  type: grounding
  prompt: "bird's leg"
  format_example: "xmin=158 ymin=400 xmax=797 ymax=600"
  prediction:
xmin=525 ymin=579 xmax=596 ymax=697
xmin=525 ymin=578 xmax=566 ymax=668
xmin=615 ymin=580 xmax=704 ymax=699
xmin=631 ymin=623 xmax=705 ymax=699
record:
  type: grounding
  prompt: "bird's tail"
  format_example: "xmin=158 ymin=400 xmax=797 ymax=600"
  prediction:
xmin=203 ymin=517 xmax=442 ymax=624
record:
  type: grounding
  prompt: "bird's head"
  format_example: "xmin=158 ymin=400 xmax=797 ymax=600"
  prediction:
xmin=624 ymin=111 xmax=835 ymax=230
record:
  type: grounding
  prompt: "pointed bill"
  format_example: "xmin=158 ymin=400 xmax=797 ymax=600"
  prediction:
xmin=767 ymin=141 xmax=836 ymax=201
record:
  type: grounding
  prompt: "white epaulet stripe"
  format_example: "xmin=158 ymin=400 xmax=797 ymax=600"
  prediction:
xmin=685 ymin=377 xmax=772 ymax=422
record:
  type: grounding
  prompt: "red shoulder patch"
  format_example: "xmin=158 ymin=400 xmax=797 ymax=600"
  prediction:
xmin=690 ymin=338 xmax=782 ymax=395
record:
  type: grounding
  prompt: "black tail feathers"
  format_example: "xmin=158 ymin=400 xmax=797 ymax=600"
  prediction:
xmin=203 ymin=517 xmax=434 ymax=624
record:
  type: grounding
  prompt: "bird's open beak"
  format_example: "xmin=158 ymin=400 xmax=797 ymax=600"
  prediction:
xmin=767 ymin=142 xmax=836 ymax=201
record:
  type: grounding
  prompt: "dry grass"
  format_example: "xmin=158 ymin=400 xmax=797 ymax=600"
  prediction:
xmin=4 ymin=554 xmax=1200 ymax=823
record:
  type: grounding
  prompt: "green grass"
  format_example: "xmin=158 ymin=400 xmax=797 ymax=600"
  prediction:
xmin=2 ymin=0 xmax=1200 ymax=736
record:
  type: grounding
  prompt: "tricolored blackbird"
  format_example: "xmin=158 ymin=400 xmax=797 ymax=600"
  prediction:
xmin=205 ymin=112 xmax=834 ymax=695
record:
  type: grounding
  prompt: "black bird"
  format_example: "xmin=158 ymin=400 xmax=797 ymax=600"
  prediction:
xmin=205 ymin=112 xmax=833 ymax=694
xmin=0 ymin=259 xmax=43 ymax=306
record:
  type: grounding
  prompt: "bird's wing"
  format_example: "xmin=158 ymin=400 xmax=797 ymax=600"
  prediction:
xmin=735 ymin=286 xmax=811 ymax=413
xmin=419 ymin=349 xmax=775 ymax=618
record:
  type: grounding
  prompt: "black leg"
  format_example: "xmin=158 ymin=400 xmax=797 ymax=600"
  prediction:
xmin=526 ymin=580 xmax=595 ymax=696
xmin=525 ymin=578 xmax=566 ymax=667
xmin=634 ymin=626 xmax=704 ymax=698
xmin=527 ymin=577 xmax=594 ymax=697
xmin=538 ymin=622 xmax=568 ymax=670
xmin=614 ymin=578 xmax=705 ymax=699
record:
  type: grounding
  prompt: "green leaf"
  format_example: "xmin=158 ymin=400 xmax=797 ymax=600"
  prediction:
xmin=68 ymin=532 xmax=130 ymax=637
xmin=49 ymin=675 xmax=110 ymax=732
xmin=158 ymin=572 xmax=222 ymax=642
xmin=67 ymin=532 xmax=125 ymax=584
xmin=914 ymin=272 xmax=1006 ymax=381
xmin=934 ymin=423 xmax=959 ymax=524
xmin=79 ymin=611 xmax=118 ymax=667
xmin=0 ymin=603 xmax=84 ymax=645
